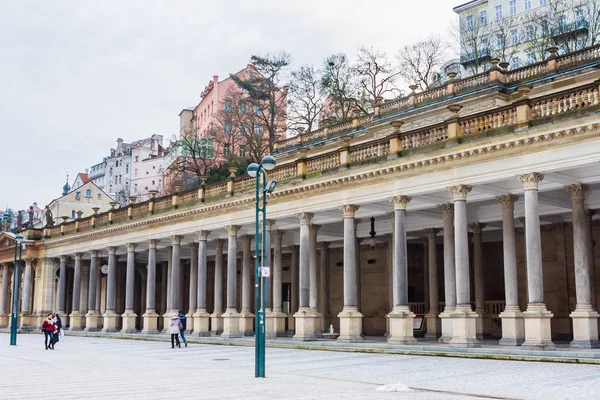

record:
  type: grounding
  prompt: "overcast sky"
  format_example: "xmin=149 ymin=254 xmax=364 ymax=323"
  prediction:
xmin=0 ymin=0 xmax=457 ymax=210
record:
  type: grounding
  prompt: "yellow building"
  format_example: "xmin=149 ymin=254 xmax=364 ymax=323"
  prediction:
xmin=46 ymin=181 xmax=115 ymax=223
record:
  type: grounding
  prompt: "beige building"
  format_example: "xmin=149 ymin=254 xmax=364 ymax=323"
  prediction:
xmin=46 ymin=181 xmax=115 ymax=223
xmin=1 ymin=46 xmax=600 ymax=350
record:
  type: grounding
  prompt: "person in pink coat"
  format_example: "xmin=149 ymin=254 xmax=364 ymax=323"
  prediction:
xmin=169 ymin=313 xmax=181 ymax=349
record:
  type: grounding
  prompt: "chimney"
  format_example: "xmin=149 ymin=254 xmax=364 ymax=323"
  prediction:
xmin=213 ymin=75 xmax=219 ymax=83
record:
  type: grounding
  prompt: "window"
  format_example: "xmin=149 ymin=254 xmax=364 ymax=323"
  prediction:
xmin=511 ymin=29 xmax=519 ymax=46
xmin=134 ymin=169 xmax=138 ymax=177
xmin=466 ymin=15 xmax=474 ymax=30
xmin=254 ymin=105 xmax=261 ymax=116
xmin=479 ymin=10 xmax=487 ymax=25
xmin=223 ymin=143 xmax=230 ymax=157
xmin=509 ymin=0 xmax=516 ymax=16
xmin=71 ymin=210 xmax=76 ymax=219
xmin=125 ymin=164 xmax=129 ymax=174
xmin=524 ymin=0 xmax=531 ymax=10
xmin=152 ymin=180 xmax=155 ymax=186
xmin=134 ymin=184 xmax=138 ymax=193
xmin=576 ymin=9 xmax=584 ymax=24
xmin=109 ymin=167 xmax=113 ymax=176
xmin=527 ymin=53 xmax=535 ymax=65
xmin=75 ymin=191 xmax=81 ymax=200
xmin=560 ymin=14 xmax=567 ymax=27
xmin=240 ymin=123 xmax=247 ymax=135
xmin=239 ymin=145 xmax=246 ymax=158
xmin=496 ymin=33 xmax=505 ymax=49
xmin=85 ymin=189 xmax=92 ymax=198
xmin=540 ymin=0 xmax=547 ymax=5
xmin=541 ymin=21 xmax=549 ymax=36
xmin=224 ymin=99 xmax=232 ymax=112
xmin=525 ymin=25 xmax=534 ymax=41
xmin=224 ymin=120 xmax=232 ymax=134
xmin=240 ymin=101 xmax=246 ymax=114
xmin=254 ymin=124 xmax=262 ymax=136
xmin=482 ymin=37 xmax=489 ymax=51
xmin=511 ymin=56 xmax=520 ymax=69
xmin=577 ymin=39 xmax=584 ymax=49
xmin=135 ymin=156 xmax=139 ymax=162
xmin=495 ymin=5 xmax=503 ymax=20
xmin=97 ymin=194 xmax=102 ymax=200
xmin=109 ymin=185 xmax=113 ymax=192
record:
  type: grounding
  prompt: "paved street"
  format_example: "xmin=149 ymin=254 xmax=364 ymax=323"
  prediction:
xmin=1 ymin=334 xmax=600 ymax=400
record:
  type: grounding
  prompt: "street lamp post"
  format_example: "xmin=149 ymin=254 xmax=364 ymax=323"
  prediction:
xmin=247 ymin=156 xmax=277 ymax=378
xmin=10 ymin=234 xmax=24 ymax=345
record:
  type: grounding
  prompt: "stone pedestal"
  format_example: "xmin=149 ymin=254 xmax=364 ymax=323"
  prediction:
xmin=424 ymin=312 xmax=440 ymax=339
xmin=288 ymin=315 xmax=295 ymax=332
xmin=0 ymin=312 xmax=9 ymax=328
xmin=274 ymin=312 xmax=287 ymax=336
xmin=239 ymin=311 xmax=255 ymax=336
xmin=102 ymin=311 xmax=119 ymax=333
xmin=161 ymin=314 xmax=173 ymax=334
xmin=210 ymin=311 xmax=224 ymax=336
xmin=84 ymin=311 xmax=101 ymax=332
xmin=121 ymin=312 xmax=137 ymax=333
xmin=69 ymin=311 xmax=84 ymax=331
xmin=449 ymin=306 xmax=480 ymax=348
xmin=570 ymin=308 xmax=600 ymax=348
xmin=265 ymin=312 xmax=277 ymax=339
xmin=192 ymin=310 xmax=211 ymax=337
xmin=522 ymin=304 xmax=555 ymax=350
xmin=387 ymin=308 xmax=417 ymax=345
xmin=141 ymin=312 xmax=160 ymax=334
xmin=220 ymin=311 xmax=242 ymax=338
xmin=313 ymin=311 xmax=324 ymax=337
xmin=337 ymin=307 xmax=363 ymax=343
xmin=185 ymin=314 xmax=194 ymax=334
xmin=18 ymin=313 xmax=35 ymax=331
xmin=293 ymin=309 xmax=318 ymax=341
xmin=499 ymin=307 xmax=524 ymax=346
xmin=475 ymin=312 xmax=491 ymax=340
xmin=439 ymin=311 xmax=453 ymax=343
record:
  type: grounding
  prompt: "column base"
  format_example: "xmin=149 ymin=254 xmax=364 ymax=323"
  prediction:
xmin=161 ymin=312 xmax=173 ymax=335
xmin=424 ymin=311 xmax=440 ymax=339
xmin=239 ymin=311 xmax=255 ymax=336
xmin=313 ymin=310 xmax=324 ymax=337
xmin=449 ymin=306 xmax=480 ymax=348
xmin=18 ymin=313 xmax=35 ymax=331
xmin=220 ymin=310 xmax=242 ymax=338
xmin=288 ymin=315 xmax=295 ymax=332
xmin=192 ymin=309 xmax=211 ymax=337
xmin=273 ymin=311 xmax=287 ymax=336
xmin=265 ymin=311 xmax=278 ymax=339
xmin=141 ymin=311 xmax=160 ymax=334
xmin=69 ymin=311 xmax=84 ymax=331
xmin=499 ymin=307 xmax=525 ymax=346
xmin=570 ymin=307 xmax=600 ymax=349
xmin=84 ymin=311 xmax=101 ymax=332
xmin=33 ymin=314 xmax=45 ymax=328
xmin=102 ymin=311 xmax=119 ymax=333
xmin=522 ymin=303 xmax=555 ymax=350
xmin=0 ymin=312 xmax=9 ymax=328
xmin=337 ymin=307 xmax=363 ymax=343
xmin=185 ymin=312 xmax=194 ymax=334
xmin=293 ymin=308 xmax=318 ymax=341
xmin=210 ymin=311 xmax=223 ymax=336
xmin=475 ymin=309 xmax=490 ymax=340
xmin=120 ymin=311 xmax=138 ymax=333
xmin=387 ymin=307 xmax=417 ymax=345
xmin=438 ymin=309 xmax=454 ymax=343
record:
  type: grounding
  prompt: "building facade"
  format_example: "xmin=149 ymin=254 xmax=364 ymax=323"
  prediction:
xmin=2 ymin=47 xmax=600 ymax=350
xmin=45 ymin=181 xmax=115 ymax=223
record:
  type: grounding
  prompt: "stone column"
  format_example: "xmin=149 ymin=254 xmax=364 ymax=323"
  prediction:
xmin=338 ymin=205 xmax=363 ymax=342
xmin=265 ymin=221 xmax=277 ymax=339
xmin=318 ymin=242 xmax=330 ymax=334
xmin=566 ymin=184 xmax=599 ymax=348
xmin=239 ymin=234 xmax=255 ymax=336
xmin=448 ymin=185 xmax=479 ymax=348
xmin=69 ymin=253 xmax=84 ymax=331
xmin=222 ymin=225 xmax=241 ymax=338
xmin=121 ymin=243 xmax=138 ymax=333
xmin=518 ymin=173 xmax=555 ymax=350
xmin=310 ymin=224 xmax=323 ymax=335
xmin=102 ymin=246 xmax=119 ymax=332
xmin=211 ymin=238 xmax=225 ymax=335
xmin=161 ymin=246 xmax=173 ymax=333
xmin=496 ymin=195 xmax=524 ymax=345
xmin=424 ymin=228 xmax=440 ymax=339
xmin=142 ymin=240 xmax=160 ymax=334
xmin=289 ymin=245 xmax=299 ymax=331
xmin=0 ymin=264 xmax=10 ymax=327
xmin=186 ymin=242 xmax=198 ymax=333
xmin=387 ymin=196 xmax=417 ymax=344
xmin=84 ymin=250 xmax=100 ymax=331
xmin=57 ymin=256 xmax=67 ymax=317
xmin=586 ymin=211 xmax=597 ymax=311
xmin=272 ymin=230 xmax=286 ymax=335
xmin=193 ymin=231 xmax=211 ymax=336
xmin=438 ymin=203 xmax=456 ymax=343
xmin=170 ymin=236 xmax=182 ymax=313
xmin=470 ymin=223 xmax=489 ymax=339
xmin=21 ymin=259 xmax=33 ymax=315
xmin=293 ymin=212 xmax=318 ymax=341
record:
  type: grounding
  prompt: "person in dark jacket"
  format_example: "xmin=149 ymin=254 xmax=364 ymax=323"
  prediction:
xmin=42 ymin=313 xmax=57 ymax=350
xmin=178 ymin=311 xmax=187 ymax=347
xmin=52 ymin=313 xmax=62 ymax=346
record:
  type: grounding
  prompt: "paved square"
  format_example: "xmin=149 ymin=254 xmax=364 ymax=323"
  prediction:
xmin=2 ymin=334 xmax=600 ymax=399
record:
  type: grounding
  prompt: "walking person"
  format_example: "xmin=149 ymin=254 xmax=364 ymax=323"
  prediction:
xmin=178 ymin=310 xmax=187 ymax=347
xmin=52 ymin=313 xmax=62 ymax=347
xmin=169 ymin=313 xmax=181 ymax=349
xmin=42 ymin=313 xmax=56 ymax=350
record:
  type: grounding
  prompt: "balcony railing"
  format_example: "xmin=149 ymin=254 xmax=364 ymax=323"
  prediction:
xmin=552 ymin=19 xmax=589 ymax=39
xmin=460 ymin=47 xmax=492 ymax=64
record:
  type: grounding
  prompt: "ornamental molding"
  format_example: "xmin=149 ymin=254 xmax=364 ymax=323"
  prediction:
xmin=41 ymin=120 xmax=600 ymax=249
xmin=565 ymin=183 xmax=589 ymax=200
xmin=390 ymin=195 xmax=412 ymax=210
xmin=224 ymin=225 xmax=240 ymax=236
xmin=496 ymin=194 xmax=519 ymax=209
xmin=448 ymin=185 xmax=472 ymax=201
xmin=339 ymin=204 xmax=360 ymax=218
xmin=438 ymin=203 xmax=454 ymax=215
xmin=518 ymin=173 xmax=544 ymax=190
xmin=296 ymin=212 xmax=314 ymax=224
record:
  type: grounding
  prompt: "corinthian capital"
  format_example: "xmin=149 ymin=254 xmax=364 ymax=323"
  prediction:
xmin=224 ymin=225 xmax=240 ymax=236
xmin=126 ymin=243 xmax=137 ymax=252
xmin=448 ymin=185 xmax=472 ymax=201
xmin=469 ymin=223 xmax=486 ymax=234
xmin=565 ymin=183 xmax=589 ymax=200
xmin=518 ymin=173 xmax=544 ymax=190
xmin=339 ymin=204 xmax=360 ymax=218
xmin=196 ymin=230 xmax=210 ymax=241
xmin=390 ymin=195 xmax=412 ymax=210
xmin=496 ymin=194 xmax=519 ymax=210
xmin=170 ymin=235 xmax=183 ymax=245
xmin=438 ymin=203 xmax=454 ymax=216
xmin=296 ymin=212 xmax=314 ymax=224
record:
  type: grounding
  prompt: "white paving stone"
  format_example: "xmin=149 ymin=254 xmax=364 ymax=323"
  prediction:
xmin=1 ymin=334 xmax=600 ymax=399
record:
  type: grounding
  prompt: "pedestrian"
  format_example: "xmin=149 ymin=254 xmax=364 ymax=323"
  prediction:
xmin=42 ymin=313 xmax=56 ymax=350
xmin=169 ymin=313 xmax=181 ymax=349
xmin=178 ymin=310 xmax=187 ymax=347
xmin=53 ymin=313 xmax=63 ymax=347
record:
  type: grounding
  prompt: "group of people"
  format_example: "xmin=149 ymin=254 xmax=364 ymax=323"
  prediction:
xmin=169 ymin=311 xmax=188 ymax=349
xmin=42 ymin=313 xmax=62 ymax=350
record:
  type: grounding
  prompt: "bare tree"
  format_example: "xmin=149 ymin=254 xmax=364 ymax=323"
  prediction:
xmin=166 ymin=127 xmax=217 ymax=192
xmin=492 ymin=17 xmax=524 ymax=65
xmin=397 ymin=36 xmax=448 ymax=90
xmin=230 ymin=52 xmax=290 ymax=156
xmin=451 ymin=15 xmax=492 ymax=75
xmin=288 ymin=64 xmax=325 ymax=135
xmin=354 ymin=46 xmax=401 ymax=103
xmin=321 ymin=53 xmax=358 ymax=121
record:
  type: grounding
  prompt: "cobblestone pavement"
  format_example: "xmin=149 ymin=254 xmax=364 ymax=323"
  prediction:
xmin=1 ymin=334 xmax=599 ymax=400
